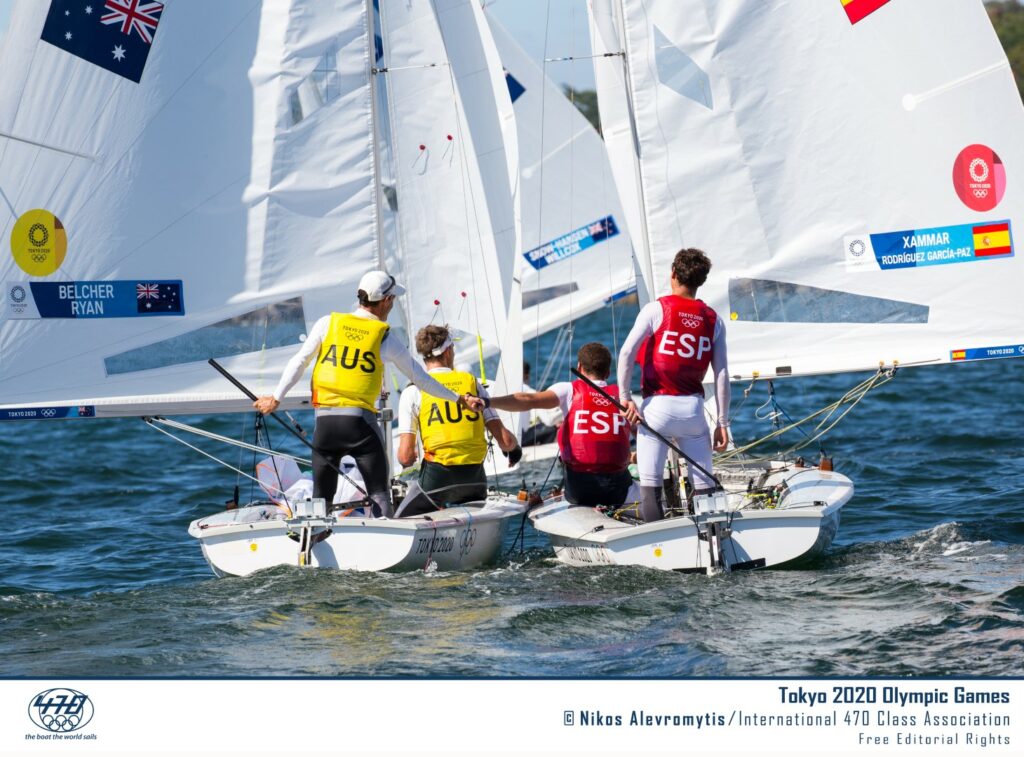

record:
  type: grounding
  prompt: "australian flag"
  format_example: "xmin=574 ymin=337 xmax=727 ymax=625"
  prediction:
xmin=136 ymin=282 xmax=182 ymax=314
xmin=41 ymin=0 xmax=165 ymax=83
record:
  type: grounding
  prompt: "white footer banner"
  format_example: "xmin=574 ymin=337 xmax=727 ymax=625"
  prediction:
xmin=0 ymin=679 xmax=1018 ymax=755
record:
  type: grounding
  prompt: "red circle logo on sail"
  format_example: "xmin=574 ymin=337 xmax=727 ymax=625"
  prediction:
xmin=953 ymin=144 xmax=1006 ymax=211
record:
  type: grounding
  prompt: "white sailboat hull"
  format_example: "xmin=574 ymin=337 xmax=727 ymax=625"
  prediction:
xmin=188 ymin=496 xmax=528 ymax=576
xmin=528 ymin=465 xmax=852 ymax=573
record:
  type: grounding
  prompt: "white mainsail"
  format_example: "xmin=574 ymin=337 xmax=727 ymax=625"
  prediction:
xmin=589 ymin=0 xmax=1024 ymax=380
xmin=0 ymin=0 xmax=377 ymax=418
xmin=486 ymin=10 xmax=637 ymax=341
xmin=0 ymin=0 xmax=524 ymax=422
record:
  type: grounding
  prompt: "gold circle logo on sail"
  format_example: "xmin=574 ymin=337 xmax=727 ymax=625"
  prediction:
xmin=11 ymin=209 xmax=67 ymax=276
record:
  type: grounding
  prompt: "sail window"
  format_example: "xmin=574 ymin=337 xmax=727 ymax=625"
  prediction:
xmin=523 ymin=283 xmax=579 ymax=309
xmin=728 ymin=279 xmax=929 ymax=324
xmin=288 ymin=46 xmax=341 ymax=126
xmin=104 ymin=298 xmax=307 ymax=376
xmin=654 ymin=26 xmax=712 ymax=110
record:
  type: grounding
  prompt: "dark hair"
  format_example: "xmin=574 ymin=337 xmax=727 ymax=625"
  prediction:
xmin=415 ymin=324 xmax=450 ymax=359
xmin=671 ymin=247 xmax=712 ymax=290
xmin=357 ymin=289 xmax=371 ymax=307
xmin=577 ymin=342 xmax=612 ymax=380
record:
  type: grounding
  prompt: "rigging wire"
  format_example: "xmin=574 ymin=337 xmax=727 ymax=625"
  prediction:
xmin=718 ymin=369 xmax=896 ymax=463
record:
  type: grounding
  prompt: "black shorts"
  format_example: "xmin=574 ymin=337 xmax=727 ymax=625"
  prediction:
xmin=563 ymin=466 xmax=633 ymax=507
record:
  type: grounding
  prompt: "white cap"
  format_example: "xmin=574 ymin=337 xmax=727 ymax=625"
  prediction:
xmin=357 ymin=270 xmax=406 ymax=302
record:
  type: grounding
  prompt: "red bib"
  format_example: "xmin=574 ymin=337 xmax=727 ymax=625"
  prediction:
xmin=557 ymin=379 xmax=632 ymax=474
xmin=639 ymin=296 xmax=717 ymax=398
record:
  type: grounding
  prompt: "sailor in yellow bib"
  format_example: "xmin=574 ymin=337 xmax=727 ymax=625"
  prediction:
xmin=311 ymin=312 xmax=389 ymax=412
xmin=396 ymin=325 xmax=521 ymax=517
xmin=254 ymin=271 xmax=485 ymax=518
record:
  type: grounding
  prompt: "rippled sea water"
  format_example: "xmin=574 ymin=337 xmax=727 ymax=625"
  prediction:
xmin=1 ymin=305 xmax=1022 ymax=677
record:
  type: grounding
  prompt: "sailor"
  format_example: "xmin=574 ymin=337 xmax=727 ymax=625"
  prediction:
xmin=394 ymin=325 xmax=521 ymax=516
xmin=489 ymin=342 xmax=636 ymax=507
xmin=254 ymin=271 xmax=485 ymax=518
xmin=519 ymin=360 xmax=560 ymax=446
xmin=618 ymin=248 xmax=730 ymax=522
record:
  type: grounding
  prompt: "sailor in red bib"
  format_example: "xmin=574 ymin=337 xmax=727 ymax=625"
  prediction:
xmin=618 ymin=248 xmax=731 ymax=522
xmin=489 ymin=343 xmax=636 ymax=506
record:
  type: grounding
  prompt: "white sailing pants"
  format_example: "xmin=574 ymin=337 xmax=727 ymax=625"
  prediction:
xmin=637 ymin=394 xmax=714 ymax=490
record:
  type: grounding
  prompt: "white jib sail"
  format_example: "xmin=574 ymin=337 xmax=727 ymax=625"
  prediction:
xmin=486 ymin=9 xmax=637 ymax=342
xmin=378 ymin=0 xmax=522 ymax=430
xmin=591 ymin=0 xmax=1024 ymax=380
xmin=0 ymin=0 xmax=379 ymax=418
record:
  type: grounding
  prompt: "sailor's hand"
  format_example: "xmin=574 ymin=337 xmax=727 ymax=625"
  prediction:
xmin=460 ymin=393 xmax=485 ymax=412
xmin=254 ymin=396 xmax=280 ymax=415
xmin=713 ymin=425 xmax=729 ymax=452
xmin=503 ymin=444 xmax=523 ymax=466
xmin=622 ymin=400 xmax=642 ymax=425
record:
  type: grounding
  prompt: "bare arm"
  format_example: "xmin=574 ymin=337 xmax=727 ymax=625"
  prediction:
xmin=485 ymin=418 xmax=519 ymax=452
xmin=397 ymin=433 xmax=418 ymax=468
xmin=487 ymin=390 xmax=561 ymax=413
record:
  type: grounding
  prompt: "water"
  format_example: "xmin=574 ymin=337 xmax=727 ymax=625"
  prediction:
xmin=1 ymin=305 xmax=1022 ymax=677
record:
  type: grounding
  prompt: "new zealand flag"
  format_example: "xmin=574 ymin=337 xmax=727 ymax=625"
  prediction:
xmin=40 ymin=0 xmax=165 ymax=83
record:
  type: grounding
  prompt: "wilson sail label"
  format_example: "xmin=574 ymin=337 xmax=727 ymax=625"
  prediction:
xmin=841 ymin=0 xmax=892 ymax=25
xmin=6 ymin=280 xmax=184 ymax=319
xmin=524 ymin=216 xmax=620 ymax=270
xmin=843 ymin=220 xmax=1014 ymax=271
xmin=951 ymin=344 xmax=1024 ymax=362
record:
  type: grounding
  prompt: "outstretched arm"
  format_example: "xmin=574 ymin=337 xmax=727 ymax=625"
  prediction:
xmin=487 ymin=390 xmax=560 ymax=413
xmin=384 ymin=338 xmax=483 ymax=411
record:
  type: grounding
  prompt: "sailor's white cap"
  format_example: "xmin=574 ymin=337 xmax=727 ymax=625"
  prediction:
xmin=358 ymin=270 xmax=406 ymax=301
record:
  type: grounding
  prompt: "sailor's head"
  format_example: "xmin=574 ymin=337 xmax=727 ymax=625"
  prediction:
xmin=416 ymin=324 xmax=455 ymax=367
xmin=670 ymin=247 xmax=711 ymax=292
xmin=576 ymin=342 xmax=612 ymax=381
xmin=357 ymin=270 xmax=406 ymax=317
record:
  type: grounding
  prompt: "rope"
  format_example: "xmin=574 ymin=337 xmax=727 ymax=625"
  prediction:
xmin=718 ymin=369 xmax=895 ymax=463
xmin=143 ymin=418 xmax=289 ymax=499
xmin=145 ymin=416 xmax=312 ymax=466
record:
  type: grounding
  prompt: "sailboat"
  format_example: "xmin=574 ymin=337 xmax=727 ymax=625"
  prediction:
xmin=527 ymin=0 xmax=1024 ymax=573
xmin=0 ymin=0 xmax=528 ymax=575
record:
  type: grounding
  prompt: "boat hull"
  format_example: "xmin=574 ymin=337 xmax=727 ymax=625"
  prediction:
xmin=529 ymin=465 xmax=852 ymax=572
xmin=189 ymin=496 xmax=527 ymax=576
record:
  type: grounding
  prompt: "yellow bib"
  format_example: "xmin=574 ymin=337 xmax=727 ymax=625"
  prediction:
xmin=419 ymin=370 xmax=486 ymax=466
xmin=311 ymin=313 xmax=389 ymax=412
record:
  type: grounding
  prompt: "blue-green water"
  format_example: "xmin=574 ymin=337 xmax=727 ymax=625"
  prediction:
xmin=1 ymin=305 xmax=1022 ymax=677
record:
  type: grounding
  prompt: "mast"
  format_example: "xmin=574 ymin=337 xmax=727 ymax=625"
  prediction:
xmin=613 ymin=0 xmax=657 ymax=301
xmin=367 ymin=0 xmax=387 ymax=269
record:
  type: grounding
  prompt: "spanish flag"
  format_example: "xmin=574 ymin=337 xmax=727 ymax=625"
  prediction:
xmin=841 ymin=0 xmax=892 ymax=25
xmin=951 ymin=350 xmax=967 ymax=362
xmin=972 ymin=222 xmax=1013 ymax=257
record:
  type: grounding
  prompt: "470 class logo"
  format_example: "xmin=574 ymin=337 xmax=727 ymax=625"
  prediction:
xmin=27 ymin=688 xmax=94 ymax=732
